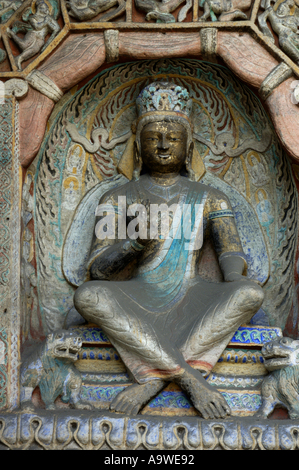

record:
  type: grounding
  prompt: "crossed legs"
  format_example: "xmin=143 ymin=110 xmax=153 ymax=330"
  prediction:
xmin=74 ymin=279 xmax=264 ymax=419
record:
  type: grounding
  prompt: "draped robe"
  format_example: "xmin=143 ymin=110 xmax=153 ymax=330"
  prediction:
xmin=74 ymin=174 xmax=264 ymax=382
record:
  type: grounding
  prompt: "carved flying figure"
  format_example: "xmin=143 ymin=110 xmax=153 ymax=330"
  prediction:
xmin=259 ymin=0 xmax=299 ymax=65
xmin=198 ymin=0 xmax=252 ymax=22
xmin=7 ymin=0 xmax=60 ymax=70
xmin=135 ymin=0 xmax=193 ymax=23
xmin=66 ymin=0 xmax=125 ymax=22
xmin=70 ymin=82 xmax=264 ymax=419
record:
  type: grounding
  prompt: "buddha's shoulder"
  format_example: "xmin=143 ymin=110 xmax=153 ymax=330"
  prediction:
xmin=99 ymin=178 xmax=142 ymax=204
xmin=99 ymin=176 xmax=230 ymax=204
xmin=179 ymin=177 xmax=230 ymax=202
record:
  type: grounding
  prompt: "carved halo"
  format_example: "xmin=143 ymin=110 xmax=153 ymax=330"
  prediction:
xmin=31 ymin=0 xmax=53 ymax=14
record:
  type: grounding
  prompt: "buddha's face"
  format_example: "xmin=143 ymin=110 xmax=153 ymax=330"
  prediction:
xmin=140 ymin=121 xmax=188 ymax=175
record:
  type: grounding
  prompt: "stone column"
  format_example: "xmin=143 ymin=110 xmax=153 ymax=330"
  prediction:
xmin=0 ymin=79 xmax=28 ymax=410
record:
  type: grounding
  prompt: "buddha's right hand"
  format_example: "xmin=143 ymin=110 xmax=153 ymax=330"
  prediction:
xmin=127 ymin=199 xmax=161 ymax=247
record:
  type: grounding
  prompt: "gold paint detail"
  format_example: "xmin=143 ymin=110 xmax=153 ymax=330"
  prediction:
xmin=31 ymin=0 xmax=53 ymax=14
xmin=212 ymin=362 xmax=267 ymax=376
xmin=239 ymin=154 xmax=251 ymax=200
xmin=192 ymin=144 xmax=206 ymax=181
xmin=75 ymin=359 xmax=127 ymax=373
xmin=247 ymin=150 xmax=261 ymax=166
xmin=63 ymin=176 xmax=79 ymax=190
xmin=255 ymin=188 xmax=268 ymax=204
xmin=117 ymin=134 xmax=136 ymax=180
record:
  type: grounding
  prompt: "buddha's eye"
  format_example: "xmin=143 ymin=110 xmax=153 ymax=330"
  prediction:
xmin=168 ymin=135 xmax=182 ymax=142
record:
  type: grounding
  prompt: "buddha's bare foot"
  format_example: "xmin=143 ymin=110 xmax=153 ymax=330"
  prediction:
xmin=177 ymin=369 xmax=231 ymax=420
xmin=110 ymin=379 xmax=166 ymax=415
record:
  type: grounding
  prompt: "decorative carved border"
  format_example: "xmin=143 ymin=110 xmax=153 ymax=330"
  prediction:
xmin=0 ymin=95 xmax=19 ymax=410
xmin=0 ymin=411 xmax=298 ymax=450
xmin=9 ymin=97 xmax=21 ymax=410
xmin=0 ymin=1 xmax=299 ymax=429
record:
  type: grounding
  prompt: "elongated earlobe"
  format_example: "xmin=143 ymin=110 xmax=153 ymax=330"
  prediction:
xmin=133 ymin=140 xmax=142 ymax=180
xmin=186 ymin=142 xmax=195 ymax=181
xmin=117 ymin=134 xmax=135 ymax=180
xmin=186 ymin=141 xmax=206 ymax=182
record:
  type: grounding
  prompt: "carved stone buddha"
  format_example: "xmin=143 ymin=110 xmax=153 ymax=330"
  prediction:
xmin=73 ymin=82 xmax=264 ymax=420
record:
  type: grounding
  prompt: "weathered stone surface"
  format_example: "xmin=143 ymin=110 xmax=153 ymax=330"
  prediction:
xmin=26 ymin=71 xmax=63 ymax=102
xmin=118 ymin=31 xmax=202 ymax=58
xmin=217 ymin=32 xmax=279 ymax=88
xmin=265 ymin=77 xmax=299 ymax=162
xmin=18 ymin=87 xmax=54 ymax=167
xmin=259 ymin=63 xmax=294 ymax=101
xmin=39 ymin=34 xmax=106 ymax=92
xmin=0 ymin=95 xmax=21 ymax=410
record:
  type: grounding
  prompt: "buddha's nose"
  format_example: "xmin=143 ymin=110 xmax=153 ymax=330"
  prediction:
xmin=158 ymin=135 xmax=170 ymax=150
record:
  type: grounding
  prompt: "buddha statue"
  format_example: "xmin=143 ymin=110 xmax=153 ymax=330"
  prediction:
xmin=73 ymin=82 xmax=264 ymax=420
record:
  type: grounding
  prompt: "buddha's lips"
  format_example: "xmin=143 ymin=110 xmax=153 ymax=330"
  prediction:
xmin=157 ymin=154 xmax=171 ymax=159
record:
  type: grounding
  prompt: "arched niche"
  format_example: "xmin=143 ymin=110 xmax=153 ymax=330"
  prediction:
xmin=21 ymin=58 xmax=299 ymax=345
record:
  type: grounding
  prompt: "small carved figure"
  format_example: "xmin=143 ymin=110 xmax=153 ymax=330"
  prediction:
xmin=62 ymin=177 xmax=80 ymax=211
xmin=247 ymin=153 xmax=270 ymax=187
xmin=257 ymin=337 xmax=299 ymax=419
xmin=7 ymin=0 xmax=60 ymax=70
xmin=66 ymin=0 xmax=125 ymax=22
xmin=259 ymin=0 xmax=299 ymax=65
xmin=255 ymin=189 xmax=274 ymax=240
xmin=66 ymin=144 xmax=85 ymax=174
xmin=198 ymin=0 xmax=252 ymax=22
xmin=20 ymin=329 xmax=91 ymax=410
xmin=135 ymin=0 xmax=192 ymax=23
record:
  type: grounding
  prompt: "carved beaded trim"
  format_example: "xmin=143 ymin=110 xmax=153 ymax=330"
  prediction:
xmin=209 ymin=210 xmax=234 ymax=219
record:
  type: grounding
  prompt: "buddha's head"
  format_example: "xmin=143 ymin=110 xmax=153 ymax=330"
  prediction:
xmin=117 ymin=81 xmax=205 ymax=181
xmin=134 ymin=82 xmax=194 ymax=177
